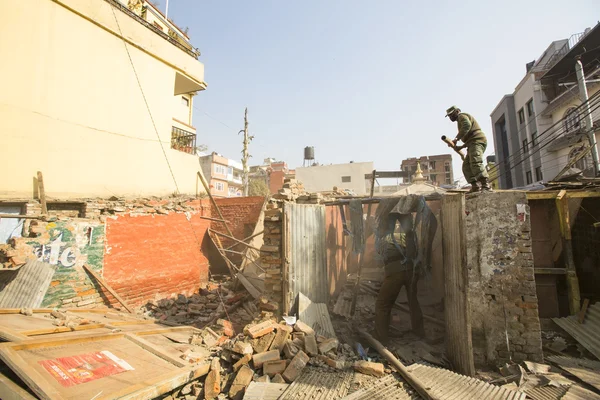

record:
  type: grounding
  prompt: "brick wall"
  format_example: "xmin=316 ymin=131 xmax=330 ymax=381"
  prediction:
xmin=465 ymin=192 xmax=543 ymax=366
xmin=103 ymin=211 xmax=211 ymax=309
xmin=210 ymin=196 xmax=265 ymax=264
xmin=269 ymin=170 xmax=286 ymax=194
xmin=262 ymin=201 xmax=284 ymax=309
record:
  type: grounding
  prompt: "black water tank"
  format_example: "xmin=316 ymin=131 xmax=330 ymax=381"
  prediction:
xmin=304 ymin=146 xmax=315 ymax=160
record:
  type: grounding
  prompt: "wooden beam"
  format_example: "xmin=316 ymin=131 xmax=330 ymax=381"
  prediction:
xmin=526 ymin=192 xmax=560 ymax=200
xmin=555 ymin=194 xmax=581 ymax=315
xmin=534 ymin=268 xmax=567 ymax=275
xmin=0 ymin=327 xmax=30 ymax=342
xmin=0 ymin=371 xmax=38 ymax=400
xmin=579 ymin=299 xmax=590 ymax=324
xmin=36 ymin=171 xmax=47 ymax=215
xmin=124 ymin=334 xmax=187 ymax=367
xmin=82 ymin=265 xmax=135 ymax=314
xmin=196 ymin=172 xmax=234 ymax=238
xmin=199 ymin=216 xmax=230 ymax=223
xmin=359 ymin=329 xmax=440 ymax=400
xmin=225 ymin=230 xmax=264 ymax=250
xmin=209 ymin=229 xmax=262 ymax=252
xmin=207 ymin=230 xmax=239 ymax=278
xmin=0 ymin=214 xmax=40 ymax=219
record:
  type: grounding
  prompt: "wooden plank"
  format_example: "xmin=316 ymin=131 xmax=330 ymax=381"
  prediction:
xmin=199 ymin=216 xmax=230 ymax=223
xmin=96 ymin=363 xmax=210 ymax=400
xmin=556 ymin=195 xmax=581 ymax=315
xmin=526 ymin=192 xmax=559 ymax=200
xmin=20 ymin=323 xmax=105 ymax=337
xmin=124 ymin=334 xmax=187 ymax=367
xmin=37 ymin=171 xmax=48 ymax=215
xmin=225 ymin=230 xmax=264 ymax=251
xmin=579 ymin=298 xmax=590 ymax=324
xmin=133 ymin=326 xmax=201 ymax=337
xmin=0 ymin=327 xmax=30 ymax=342
xmin=534 ymin=268 xmax=567 ymax=275
xmin=236 ymin=273 xmax=261 ymax=299
xmin=441 ymin=193 xmax=475 ymax=376
xmin=0 ymin=347 xmax=65 ymax=400
xmin=82 ymin=265 xmax=134 ymax=314
xmin=0 ymin=370 xmax=37 ymax=400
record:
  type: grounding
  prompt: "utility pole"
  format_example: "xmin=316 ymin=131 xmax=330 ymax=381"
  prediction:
xmin=165 ymin=0 xmax=170 ymax=19
xmin=575 ymin=56 xmax=600 ymax=176
xmin=239 ymin=108 xmax=253 ymax=196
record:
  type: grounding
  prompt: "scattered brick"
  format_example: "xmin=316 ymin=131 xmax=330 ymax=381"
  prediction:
xmin=204 ymin=359 xmax=221 ymax=400
xmin=304 ymin=335 xmax=318 ymax=356
xmin=263 ymin=359 xmax=287 ymax=376
xmin=251 ymin=332 xmax=276 ymax=354
xmin=245 ymin=320 xmax=275 ymax=339
xmin=252 ymin=350 xmax=280 ymax=368
xmin=318 ymin=338 xmax=338 ymax=355
xmin=354 ymin=361 xmax=385 ymax=377
xmin=229 ymin=364 xmax=253 ymax=400
xmin=282 ymin=350 xmax=310 ymax=382
xmin=202 ymin=328 xmax=221 ymax=348
xmin=293 ymin=321 xmax=315 ymax=336
xmin=233 ymin=341 xmax=253 ymax=356
xmin=271 ymin=374 xmax=286 ymax=384
xmin=269 ymin=324 xmax=293 ymax=353
xmin=283 ymin=341 xmax=300 ymax=359
xmin=233 ymin=354 xmax=252 ymax=372
xmin=255 ymin=375 xmax=270 ymax=383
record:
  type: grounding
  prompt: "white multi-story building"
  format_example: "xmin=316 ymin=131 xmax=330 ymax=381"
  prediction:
xmin=491 ymin=24 xmax=600 ymax=189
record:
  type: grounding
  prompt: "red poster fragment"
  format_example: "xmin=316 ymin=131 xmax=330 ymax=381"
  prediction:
xmin=39 ymin=350 xmax=134 ymax=387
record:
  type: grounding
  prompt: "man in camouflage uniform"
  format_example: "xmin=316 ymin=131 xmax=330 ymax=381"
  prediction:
xmin=445 ymin=106 xmax=492 ymax=192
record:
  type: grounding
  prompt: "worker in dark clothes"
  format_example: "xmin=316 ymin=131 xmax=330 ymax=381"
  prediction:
xmin=374 ymin=212 xmax=424 ymax=345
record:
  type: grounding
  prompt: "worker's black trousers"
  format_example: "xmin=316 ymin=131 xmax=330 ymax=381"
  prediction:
xmin=375 ymin=269 xmax=424 ymax=344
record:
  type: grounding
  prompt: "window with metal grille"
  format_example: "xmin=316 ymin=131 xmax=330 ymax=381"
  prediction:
xmin=518 ymin=108 xmax=525 ymax=124
xmin=531 ymin=132 xmax=537 ymax=147
xmin=522 ymin=139 xmax=529 ymax=153
xmin=564 ymin=107 xmax=581 ymax=134
xmin=526 ymin=99 xmax=534 ymax=118
xmin=170 ymin=126 xmax=196 ymax=154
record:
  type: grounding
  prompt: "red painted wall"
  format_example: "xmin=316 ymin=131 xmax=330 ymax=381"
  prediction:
xmin=104 ymin=207 xmax=211 ymax=308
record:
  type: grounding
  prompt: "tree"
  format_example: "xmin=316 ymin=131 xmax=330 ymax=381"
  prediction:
xmin=248 ymin=178 xmax=270 ymax=197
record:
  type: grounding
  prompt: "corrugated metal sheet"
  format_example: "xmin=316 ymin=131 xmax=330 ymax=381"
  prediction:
xmin=286 ymin=203 xmax=328 ymax=308
xmin=526 ymin=385 xmax=569 ymax=400
xmin=564 ymin=385 xmax=600 ymax=400
xmin=297 ymin=292 xmax=336 ymax=338
xmin=282 ymin=367 xmax=353 ymax=399
xmin=547 ymin=356 xmax=600 ymax=392
xmin=553 ymin=302 xmax=600 ymax=360
xmin=242 ymin=382 xmax=288 ymax=400
xmin=407 ymin=363 xmax=526 ymax=400
xmin=342 ymin=374 xmax=418 ymax=400
xmin=0 ymin=260 xmax=55 ymax=308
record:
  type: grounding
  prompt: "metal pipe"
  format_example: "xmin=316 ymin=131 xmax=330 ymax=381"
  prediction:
xmin=575 ymin=58 xmax=600 ymax=176
xmin=441 ymin=136 xmax=466 ymax=160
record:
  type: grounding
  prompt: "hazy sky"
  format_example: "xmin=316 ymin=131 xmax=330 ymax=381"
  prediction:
xmin=166 ymin=0 xmax=598 ymax=182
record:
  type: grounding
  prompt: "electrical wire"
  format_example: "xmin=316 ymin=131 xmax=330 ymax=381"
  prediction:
xmin=109 ymin=3 xmax=232 ymax=322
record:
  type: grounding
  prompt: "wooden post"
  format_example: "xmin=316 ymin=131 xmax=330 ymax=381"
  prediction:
xmin=556 ymin=190 xmax=581 ymax=315
xmin=83 ymin=265 xmax=134 ymax=314
xmin=441 ymin=193 xmax=475 ymax=376
xmin=36 ymin=171 xmax=48 ymax=215
xmin=350 ymin=170 xmax=377 ymax=315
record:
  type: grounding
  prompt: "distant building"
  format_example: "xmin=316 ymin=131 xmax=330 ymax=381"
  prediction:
xmin=401 ymin=155 xmax=453 ymax=186
xmin=296 ymin=162 xmax=374 ymax=195
xmin=491 ymin=24 xmax=600 ymax=189
xmin=199 ymin=153 xmax=243 ymax=197
xmin=486 ymin=155 xmax=499 ymax=190
xmin=249 ymin=159 xmax=292 ymax=194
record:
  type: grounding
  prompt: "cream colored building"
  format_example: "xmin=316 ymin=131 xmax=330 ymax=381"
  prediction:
xmin=296 ymin=162 xmax=374 ymax=195
xmin=0 ymin=0 xmax=207 ymax=199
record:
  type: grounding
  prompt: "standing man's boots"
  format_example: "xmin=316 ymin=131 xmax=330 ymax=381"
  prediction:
xmin=469 ymin=181 xmax=481 ymax=193
xmin=479 ymin=177 xmax=492 ymax=191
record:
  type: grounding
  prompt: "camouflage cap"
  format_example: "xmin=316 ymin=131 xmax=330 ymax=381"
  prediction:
xmin=445 ymin=106 xmax=460 ymax=117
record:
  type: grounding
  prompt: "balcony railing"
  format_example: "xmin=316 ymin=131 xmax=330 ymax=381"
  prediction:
xmin=104 ymin=0 xmax=200 ymax=59
xmin=171 ymin=126 xmax=196 ymax=154
xmin=532 ymin=32 xmax=586 ymax=75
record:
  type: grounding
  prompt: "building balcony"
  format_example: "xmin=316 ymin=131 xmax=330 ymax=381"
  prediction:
xmin=171 ymin=126 xmax=196 ymax=154
xmin=107 ymin=0 xmax=200 ymax=59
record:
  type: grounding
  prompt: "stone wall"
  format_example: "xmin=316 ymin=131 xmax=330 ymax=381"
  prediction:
xmin=465 ymin=192 xmax=543 ymax=366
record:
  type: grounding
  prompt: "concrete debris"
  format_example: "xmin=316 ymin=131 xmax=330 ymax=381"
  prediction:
xmin=353 ymin=361 xmax=385 ymax=377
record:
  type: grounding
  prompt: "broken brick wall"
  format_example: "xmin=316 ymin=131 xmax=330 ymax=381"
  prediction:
xmin=261 ymin=201 xmax=283 ymax=310
xmin=1 ymin=197 xmax=213 ymax=310
xmin=465 ymin=192 xmax=543 ymax=366
xmin=104 ymin=209 xmax=212 ymax=309
xmin=210 ymin=196 xmax=265 ymax=265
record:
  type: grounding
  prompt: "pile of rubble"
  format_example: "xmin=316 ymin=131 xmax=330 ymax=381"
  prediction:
xmin=159 ymin=314 xmax=386 ymax=400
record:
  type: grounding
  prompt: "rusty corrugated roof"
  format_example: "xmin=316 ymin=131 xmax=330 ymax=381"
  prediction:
xmin=547 ymin=355 xmax=600 ymax=392
xmin=553 ymin=302 xmax=600 ymax=360
xmin=281 ymin=367 xmax=353 ymax=399
xmin=407 ymin=363 xmax=526 ymax=400
xmin=0 ymin=260 xmax=55 ymax=308
xmin=526 ymin=385 xmax=569 ymax=400
xmin=342 ymin=374 xmax=418 ymax=400
xmin=297 ymin=292 xmax=336 ymax=338
xmin=563 ymin=385 xmax=600 ymax=400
